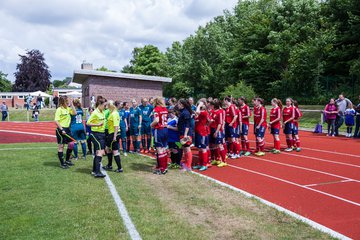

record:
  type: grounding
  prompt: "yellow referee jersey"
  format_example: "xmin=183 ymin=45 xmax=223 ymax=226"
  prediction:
xmin=107 ymin=111 xmax=120 ymax=134
xmin=86 ymin=108 xmax=105 ymax=133
xmin=54 ymin=107 xmax=72 ymax=128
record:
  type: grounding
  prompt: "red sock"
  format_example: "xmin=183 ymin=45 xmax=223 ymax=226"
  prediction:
xmin=286 ymin=138 xmax=291 ymax=148
xmin=256 ymin=141 xmax=259 ymax=151
xmin=223 ymin=143 xmax=228 ymax=154
xmin=296 ymin=139 xmax=300 ymax=147
xmin=185 ymin=151 xmax=193 ymax=169
xmin=203 ymin=151 xmax=208 ymax=166
xmin=259 ymin=139 xmax=265 ymax=152
xmin=207 ymin=148 xmax=211 ymax=161
xmin=241 ymin=139 xmax=245 ymax=150
xmin=198 ymin=151 xmax=203 ymax=166
xmin=220 ymin=148 xmax=227 ymax=162
xmin=246 ymin=140 xmax=250 ymax=151
xmin=159 ymin=152 xmax=167 ymax=172
xmin=236 ymin=142 xmax=241 ymax=154
xmin=275 ymin=140 xmax=281 ymax=150
xmin=215 ymin=148 xmax=220 ymax=160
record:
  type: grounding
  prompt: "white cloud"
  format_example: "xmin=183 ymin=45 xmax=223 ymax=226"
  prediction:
xmin=0 ymin=0 xmax=237 ymax=82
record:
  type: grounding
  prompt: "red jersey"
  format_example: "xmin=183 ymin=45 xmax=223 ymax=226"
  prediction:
xmin=212 ymin=109 xmax=224 ymax=131
xmin=294 ymin=107 xmax=302 ymax=127
xmin=237 ymin=108 xmax=242 ymax=125
xmin=254 ymin=106 xmax=267 ymax=127
xmin=195 ymin=111 xmax=209 ymax=136
xmin=240 ymin=104 xmax=251 ymax=125
xmin=209 ymin=109 xmax=217 ymax=129
xmin=283 ymin=106 xmax=295 ymax=123
xmin=225 ymin=104 xmax=237 ymax=124
xmin=153 ymin=106 xmax=168 ymax=129
xmin=270 ymin=106 xmax=281 ymax=128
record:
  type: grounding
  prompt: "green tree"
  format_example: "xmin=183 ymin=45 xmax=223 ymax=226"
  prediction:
xmin=220 ymin=81 xmax=256 ymax=101
xmin=96 ymin=66 xmax=116 ymax=72
xmin=0 ymin=71 xmax=12 ymax=92
xmin=13 ymin=49 xmax=51 ymax=92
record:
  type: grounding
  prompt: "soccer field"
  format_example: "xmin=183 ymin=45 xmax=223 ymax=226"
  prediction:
xmin=0 ymin=143 xmax=335 ymax=240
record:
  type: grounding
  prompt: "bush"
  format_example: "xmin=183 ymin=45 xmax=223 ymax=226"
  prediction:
xmin=220 ymin=81 xmax=256 ymax=101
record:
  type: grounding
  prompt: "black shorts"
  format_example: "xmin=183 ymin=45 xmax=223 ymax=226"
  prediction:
xmin=106 ymin=133 xmax=120 ymax=151
xmin=56 ymin=128 xmax=73 ymax=144
xmin=90 ymin=132 xmax=106 ymax=152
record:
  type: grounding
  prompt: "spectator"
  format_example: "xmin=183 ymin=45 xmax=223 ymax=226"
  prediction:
xmin=324 ymin=98 xmax=338 ymax=136
xmin=344 ymin=104 xmax=356 ymax=137
xmin=32 ymin=103 xmax=40 ymax=122
xmin=354 ymin=95 xmax=360 ymax=138
xmin=37 ymin=94 xmax=43 ymax=109
xmin=25 ymin=94 xmax=32 ymax=111
xmin=1 ymin=102 xmax=8 ymax=121
xmin=334 ymin=94 xmax=352 ymax=136
xmin=90 ymin=94 xmax=95 ymax=108
xmin=53 ymin=96 xmax=59 ymax=108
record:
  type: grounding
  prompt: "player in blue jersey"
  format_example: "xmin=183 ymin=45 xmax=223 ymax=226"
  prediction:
xmin=119 ymin=102 xmax=129 ymax=156
xmin=70 ymin=99 xmax=87 ymax=160
xmin=129 ymin=99 xmax=142 ymax=153
xmin=139 ymin=98 xmax=153 ymax=153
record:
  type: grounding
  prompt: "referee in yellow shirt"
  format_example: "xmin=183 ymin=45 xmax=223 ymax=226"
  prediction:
xmin=103 ymin=100 xmax=123 ymax=172
xmin=54 ymin=96 xmax=76 ymax=168
xmin=87 ymin=97 xmax=107 ymax=178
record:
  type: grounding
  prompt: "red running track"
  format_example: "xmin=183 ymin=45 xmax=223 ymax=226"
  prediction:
xmin=0 ymin=122 xmax=359 ymax=239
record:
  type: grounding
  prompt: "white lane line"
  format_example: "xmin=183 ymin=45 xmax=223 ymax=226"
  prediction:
xmin=0 ymin=147 xmax=57 ymax=151
xmin=245 ymin=156 xmax=360 ymax=182
xmin=0 ymin=129 xmax=55 ymax=138
xmin=100 ymin=167 xmax=142 ymax=240
xmin=228 ymin=164 xmax=360 ymax=207
xmin=304 ymin=180 xmax=354 ymax=187
xmin=282 ymin=152 xmax=360 ymax=168
xmin=191 ymin=171 xmax=352 ymax=240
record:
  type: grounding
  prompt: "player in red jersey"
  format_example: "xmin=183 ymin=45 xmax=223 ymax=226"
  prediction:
xmin=224 ymin=97 xmax=239 ymax=159
xmin=253 ymin=98 xmax=267 ymax=156
xmin=238 ymin=97 xmax=251 ymax=156
xmin=209 ymin=99 xmax=227 ymax=167
xmin=268 ymin=98 xmax=282 ymax=154
xmin=233 ymin=100 xmax=242 ymax=158
xmin=193 ymin=99 xmax=211 ymax=171
xmin=292 ymin=100 xmax=302 ymax=152
xmin=282 ymin=98 xmax=295 ymax=152
xmin=151 ymin=97 xmax=169 ymax=175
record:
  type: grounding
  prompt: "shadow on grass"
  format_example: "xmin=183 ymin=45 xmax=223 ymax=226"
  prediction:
xmin=43 ymin=161 xmax=59 ymax=168
xmin=128 ymin=162 xmax=153 ymax=172
xmin=74 ymin=167 xmax=92 ymax=175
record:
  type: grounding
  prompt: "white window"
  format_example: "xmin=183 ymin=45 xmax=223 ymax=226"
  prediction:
xmin=1 ymin=96 xmax=6 ymax=99
xmin=18 ymin=96 xmax=24 ymax=99
xmin=7 ymin=96 xmax=12 ymax=99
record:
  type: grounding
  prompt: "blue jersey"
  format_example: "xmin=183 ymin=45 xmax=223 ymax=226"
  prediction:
xmin=119 ymin=109 xmax=127 ymax=128
xmin=345 ymin=108 xmax=356 ymax=126
xmin=139 ymin=104 xmax=153 ymax=123
xmin=167 ymin=117 xmax=180 ymax=142
xmin=70 ymin=108 xmax=84 ymax=131
xmin=130 ymin=106 xmax=141 ymax=126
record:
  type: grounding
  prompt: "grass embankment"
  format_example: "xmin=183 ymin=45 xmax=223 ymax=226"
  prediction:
xmin=0 ymin=142 xmax=335 ymax=240
xmin=7 ymin=108 xmax=56 ymax=122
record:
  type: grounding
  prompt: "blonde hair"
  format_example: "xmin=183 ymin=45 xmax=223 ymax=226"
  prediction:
xmin=153 ymin=97 xmax=165 ymax=107
xmin=108 ymin=100 xmax=116 ymax=112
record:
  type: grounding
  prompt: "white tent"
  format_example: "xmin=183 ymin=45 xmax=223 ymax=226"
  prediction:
xmin=64 ymin=91 xmax=82 ymax=97
xmin=30 ymin=91 xmax=51 ymax=98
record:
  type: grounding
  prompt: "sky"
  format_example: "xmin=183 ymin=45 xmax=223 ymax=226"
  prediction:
xmin=0 ymin=0 xmax=237 ymax=82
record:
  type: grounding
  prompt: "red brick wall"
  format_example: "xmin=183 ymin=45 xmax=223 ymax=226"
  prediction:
xmin=1 ymin=97 xmax=35 ymax=108
xmin=82 ymin=76 xmax=163 ymax=108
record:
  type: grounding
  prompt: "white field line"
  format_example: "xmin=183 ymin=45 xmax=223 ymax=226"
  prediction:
xmin=304 ymin=180 xmax=354 ymax=188
xmin=0 ymin=129 xmax=55 ymax=138
xmin=0 ymin=146 xmax=57 ymax=151
xmin=282 ymin=152 xmax=360 ymax=168
xmin=245 ymin=156 xmax=360 ymax=183
xmin=100 ymin=166 xmax=142 ymax=240
xmin=191 ymin=171 xmax=352 ymax=240
xmin=228 ymin=164 xmax=360 ymax=207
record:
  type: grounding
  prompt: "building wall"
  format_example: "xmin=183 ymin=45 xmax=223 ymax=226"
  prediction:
xmin=82 ymin=76 xmax=163 ymax=107
xmin=0 ymin=95 xmax=35 ymax=108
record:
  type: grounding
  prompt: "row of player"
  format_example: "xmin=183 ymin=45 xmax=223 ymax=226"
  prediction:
xmin=54 ymin=95 xmax=302 ymax=177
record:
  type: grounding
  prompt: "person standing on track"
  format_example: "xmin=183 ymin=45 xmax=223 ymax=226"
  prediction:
xmin=210 ymin=99 xmax=227 ymax=167
xmin=344 ymin=103 xmax=356 ymax=137
xmin=268 ymin=98 xmax=282 ymax=154
xmin=292 ymin=100 xmax=302 ymax=151
xmin=354 ymin=96 xmax=360 ymax=138
xmin=282 ymin=98 xmax=295 ymax=152
xmin=129 ymin=99 xmax=142 ymax=153
xmin=253 ymin=98 xmax=267 ymax=156
xmin=335 ymin=94 xmax=352 ymax=136
xmin=151 ymin=97 xmax=169 ymax=175
xmin=224 ymin=97 xmax=238 ymax=159
xmin=324 ymin=98 xmax=338 ymax=137
xmin=70 ymin=99 xmax=87 ymax=160
xmin=139 ymin=98 xmax=153 ymax=153
xmin=87 ymin=97 xmax=107 ymax=178
xmin=103 ymin=100 xmax=123 ymax=173
xmin=238 ymin=97 xmax=251 ymax=156
xmin=54 ymin=96 xmax=76 ymax=169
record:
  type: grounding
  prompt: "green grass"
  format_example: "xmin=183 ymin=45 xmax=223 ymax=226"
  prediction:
xmin=7 ymin=108 xmax=56 ymax=122
xmin=0 ymin=142 xmax=336 ymax=240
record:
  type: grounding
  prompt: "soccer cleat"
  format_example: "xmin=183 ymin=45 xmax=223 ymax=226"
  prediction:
xmin=296 ymin=148 xmax=301 ymax=152
xmin=65 ymin=160 xmax=74 ymax=166
xmin=236 ymin=154 xmax=241 ymax=158
xmin=272 ymin=150 xmax=281 ymax=154
xmin=102 ymin=165 xmax=113 ymax=170
xmin=82 ymin=156 xmax=86 ymax=160
xmin=211 ymin=160 xmax=221 ymax=165
xmin=230 ymin=154 xmax=237 ymax=159
xmin=140 ymin=149 xmax=145 ymax=153
xmin=74 ymin=157 xmax=78 ymax=161
xmin=144 ymin=150 xmax=149 ymax=154
xmin=124 ymin=152 xmax=128 ymax=157
xmin=161 ymin=169 xmax=168 ymax=175
xmin=94 ymin=173 xmax=106 ymax=178
xmin=244 ymin=151 xmax=251 ymax=156
xmin=91 ymin=171 xmax=95 ymax=176
xmin=192 ymin=165 xmax=201 ymax=170
xmin=217 ymin=162 xmax=228 ymax=168
xmin=114 ymin=168 xmax=123 ymax=173
xmin=199 ymin=166 xmax=208 ymax=171
xmin=60 ymin=164 xmax=69 ymax=169
xmin=284 ymin=148 xmax=293 ymax=152
xmin=255 ymin=151 xmax=265 ymax=156
xmin=270 ymin=148 xmax=276 ymax=153
xmin=239 ymin=151 xmax=244 ymax=155
xmin=153 ymin=169 xmax=162 ymax=175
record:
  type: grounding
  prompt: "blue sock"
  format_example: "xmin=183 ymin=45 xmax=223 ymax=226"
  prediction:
xmin=122 ymin=139 xmax=127 ymax=153
xmin=147 ymin=137 xmax=151 ymax=150
xmin=73 ymin=143 xmax=78 ymax=158
xmin=81 ymin=142 xmax=87 ymax=157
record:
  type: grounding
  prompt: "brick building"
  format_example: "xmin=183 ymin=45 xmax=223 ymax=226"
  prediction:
xmin=0 ymin=92 xmax=34 ymax=108
xmin=72 ymin=64 xmax=172 ymax=108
